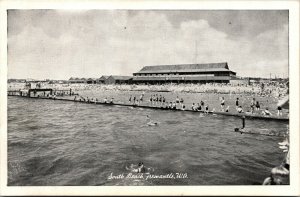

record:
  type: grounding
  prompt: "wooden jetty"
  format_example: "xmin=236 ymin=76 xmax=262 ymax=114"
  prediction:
xmin=7 ymin=91 xmax=289 ymax=122
xmin=8 ymin=88 xmax=75 ymax=97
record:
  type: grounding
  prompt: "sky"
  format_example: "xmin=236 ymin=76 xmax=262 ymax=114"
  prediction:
xmin=7 ymin=10 xmax=288 ymax=80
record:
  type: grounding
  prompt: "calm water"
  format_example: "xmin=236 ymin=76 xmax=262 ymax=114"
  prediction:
xmin=8 ymin=96 xmax=287 ymax=185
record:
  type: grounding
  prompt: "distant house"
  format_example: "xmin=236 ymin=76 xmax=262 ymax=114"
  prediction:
xmin=18 ymin=79 xmax=26 ymax=83
xmin=105 ymin=75 xmax=133 ymax=84
xmin=69 ymin=77 xmax=86 ymax=83
xmin=8 ymin=79 xmax=17 ymax=83
xmin=132 ymin=62 xmax=236 ymax=84
xmin=86 ymin=78 xmax=98 ymax=84
xmin=98 ymin=75 xmax=109 ymax=84
xmin=80 ymin=78 xmax=87 ymax=83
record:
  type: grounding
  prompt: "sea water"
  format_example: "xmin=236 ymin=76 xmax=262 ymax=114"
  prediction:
xmin=7 ymin=96 xmax=287 ymax=185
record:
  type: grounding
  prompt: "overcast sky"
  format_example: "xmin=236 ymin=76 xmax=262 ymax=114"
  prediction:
xmin=8 ymin=10 xmax=288 ymax=80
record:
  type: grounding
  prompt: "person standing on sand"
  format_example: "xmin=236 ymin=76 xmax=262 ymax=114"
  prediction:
xmin=220 ymin=97 xmax=225 ymax=112
xmin=255 ymin=101 xmax=260 ymax=111
xmin=250 ymin=98 xmax=256 ymax=114
xmin=235 ymin=98 xmax=239 ymax=111
xmin=139 ymin=93 xmax=144 ymax=104
xmin=180 ymin=98 xmax=184 ymax=109
xmin=172 ymin=102 xmax=176 ymax=110
xmin=237 ymin=106 xmax=243 ymax=113
xmin=200 ymin=100 xmax=204 ymax=108
xmin=225 ymin=106 xmax=230 ymax=112
xmin=149 ymin=95 xmax=153 ymax=106
xmin=277 ymin=105 xmax=283 ymax=116
xmin=176 ymin=96 xmax=180 ymax=108
xmin=262 ymin=107 xmax=272 ymax=116
xmin=159 ymin=95 xmax=162 ymax=106
xmin=162 ymin=96 xmax=166 ymax=107
xmin=129 ymin=95 xmax=132 ymax=104
xmin=197 ymin=103 xmax=201 ymax=111
xmin=204 ymin=105 xmax=209 ymax=113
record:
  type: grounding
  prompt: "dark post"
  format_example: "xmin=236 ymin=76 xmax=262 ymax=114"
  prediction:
xmin=242 ymin=116 xmax=245 ymax=129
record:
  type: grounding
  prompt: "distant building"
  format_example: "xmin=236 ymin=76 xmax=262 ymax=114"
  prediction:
xmin=132 ymin=62 xmax=236 ymax=84
xmin=98 ymin=75 xmax=110 ymax=84
xmin=8 ymin=79 xmax=17 ymax=83
xmin=69 ymin=77 xmax=85 ymax=83
xmin=86 ymin=78 xmax=98 ymax=84
xmin=105 ymin=76 xmax=133 ymax=84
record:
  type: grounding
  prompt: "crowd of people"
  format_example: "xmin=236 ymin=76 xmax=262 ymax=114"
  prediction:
xmin=124 ymin=93 xmax=285 ymax=117
xmin=126 ymin=93 xmax=215 ymax=113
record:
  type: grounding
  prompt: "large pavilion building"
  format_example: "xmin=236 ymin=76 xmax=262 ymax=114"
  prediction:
xmin=132 ymin=62 xmax=236 ymax=84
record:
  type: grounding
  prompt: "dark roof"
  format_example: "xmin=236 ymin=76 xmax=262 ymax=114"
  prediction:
xmin=134 ymin=62 xmax=233 ymax=74
xmin=99 ymin=75 xmax=109 ymax=80
xmin=69 ymin=77 xmax=87 ymax=81
xmin=87 ymin=78 xmax=98 ymax=81
xmin=109 ymin=75 xmax=133 ymax=80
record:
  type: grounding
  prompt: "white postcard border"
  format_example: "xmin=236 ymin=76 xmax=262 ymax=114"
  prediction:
xmin=0 ymin=0 xmax=299 ymax=196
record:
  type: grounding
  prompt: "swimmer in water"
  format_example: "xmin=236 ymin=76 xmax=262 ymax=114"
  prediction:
xmin=136 ymin=162 xmax=146 ymax=173
xmin=146 ymin=115 xmax=158 ymax=126
xmin=126 ymin=162 xmax=152 ymax=174
xmin=263 ymin=165 xmax=289 ymax=185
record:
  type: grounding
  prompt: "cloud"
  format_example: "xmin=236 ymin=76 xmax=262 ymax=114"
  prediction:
xmin=8 ymin=10 xmax=288 ymax=79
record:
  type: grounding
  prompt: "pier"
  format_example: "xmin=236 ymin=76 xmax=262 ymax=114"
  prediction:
xmin=7 ymin=93 xmax=289 ymax=122
xmin=8 ymin=88 xmax=75 ymax=97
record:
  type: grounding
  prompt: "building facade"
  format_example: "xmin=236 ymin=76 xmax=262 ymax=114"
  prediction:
xmin=132 ymin=62 xmax=236 ymax=84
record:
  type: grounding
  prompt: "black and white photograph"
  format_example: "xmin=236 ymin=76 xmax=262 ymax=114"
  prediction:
xmin=0 ymin=0 xmax=299 ymax=196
